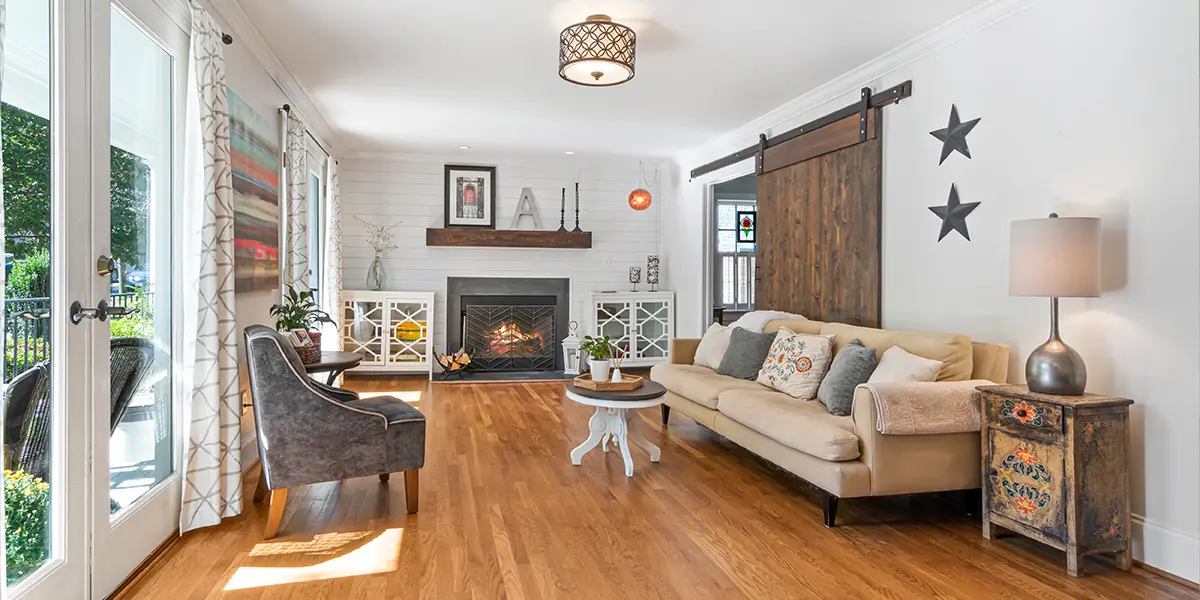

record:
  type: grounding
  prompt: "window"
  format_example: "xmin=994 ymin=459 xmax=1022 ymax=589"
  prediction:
xmin=716 ymin=200 xmax=756 ymax=311
xmin=308 ymin=169 xmax=322 ymax=296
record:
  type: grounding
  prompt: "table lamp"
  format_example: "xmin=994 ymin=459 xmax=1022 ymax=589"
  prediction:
xmin=1009 ymin=213 xmax=1101 ymax=395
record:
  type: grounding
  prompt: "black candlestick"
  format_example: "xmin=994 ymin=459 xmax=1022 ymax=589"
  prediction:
xmin=558 ymin=187 xmax=567 ymax=232
xmin=572 ymin=182 xmax=582 ymax=232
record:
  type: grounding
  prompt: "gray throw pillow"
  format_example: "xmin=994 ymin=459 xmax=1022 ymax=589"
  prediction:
xmin=817 ymin=338 xmax=878 ymax=416
xmin=716 ymin=327 xmax=778 ymax=380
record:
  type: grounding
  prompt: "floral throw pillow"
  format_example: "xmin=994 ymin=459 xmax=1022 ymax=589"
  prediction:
xmin=756 ymin=328 xmax=836 ymax=401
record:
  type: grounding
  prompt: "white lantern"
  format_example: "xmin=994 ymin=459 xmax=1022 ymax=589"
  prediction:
xmin=562 ymin=321 xmax=583 ymax=375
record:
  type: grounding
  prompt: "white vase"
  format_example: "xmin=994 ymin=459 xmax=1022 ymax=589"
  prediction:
xmin=589 ymin=359 xmax=611 ymax=382
xmin=610 ymin=368 xmax=623 ymax=383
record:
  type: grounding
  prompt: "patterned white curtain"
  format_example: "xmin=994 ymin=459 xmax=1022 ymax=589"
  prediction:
xmin=283 ymin=111 xmax=309 ymax=291
xmin=179 ymin=0 xmax=242 ymax=533
xmin=321 ymin=158 xmax=342 ymax=350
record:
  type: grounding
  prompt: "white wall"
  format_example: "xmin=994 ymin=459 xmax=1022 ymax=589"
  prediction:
xmin=340 ymin=152 xmax=668 ymax=352
xmin=668 ymin=0 xmax=1199 ymax=581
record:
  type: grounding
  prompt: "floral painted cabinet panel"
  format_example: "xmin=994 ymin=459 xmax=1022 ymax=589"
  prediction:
xmin=986 ymin=430 xmax=1065 ymax=539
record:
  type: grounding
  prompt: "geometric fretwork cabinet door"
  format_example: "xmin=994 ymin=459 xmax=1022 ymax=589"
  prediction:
xmin=342 ymin=290 xmax=436 ymax=378
xmin=588 ymin=291 xmax=674 ymax=368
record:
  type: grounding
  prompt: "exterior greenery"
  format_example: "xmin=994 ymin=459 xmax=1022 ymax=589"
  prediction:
xmin=4 ymin=470 xmax=51 ymax=585
xmin=7 ymin=248 xmax=50 ymax=298
xmin=2 ymin=101 xmax=151 ymax=266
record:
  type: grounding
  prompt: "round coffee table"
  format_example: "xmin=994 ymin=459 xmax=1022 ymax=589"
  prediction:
xmin=565 ymin=380 xmax=666 ymax=477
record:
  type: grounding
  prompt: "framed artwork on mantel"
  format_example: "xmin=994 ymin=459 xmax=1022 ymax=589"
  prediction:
xmin=444 ymin=164 xmax=497 ymax=228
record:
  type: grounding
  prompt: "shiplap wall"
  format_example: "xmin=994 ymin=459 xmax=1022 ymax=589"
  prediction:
xmin=340 ymin=154 xmax=667 ymax=352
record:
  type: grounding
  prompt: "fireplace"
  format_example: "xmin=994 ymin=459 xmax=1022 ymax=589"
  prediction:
xmin=447 ymin=277 xmax=569 ymax=373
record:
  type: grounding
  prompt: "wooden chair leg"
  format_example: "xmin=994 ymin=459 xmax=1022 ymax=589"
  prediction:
xmin=253 ymin=472 xmax=268 ymax=503
xmin=264 ymin=488 xmax=288 ymax=539
xmin=404 ymin=469 xmax=419 ymax=514
xmin=661 ymin=405 xmax=671 ymax=425
xmin=379 ymin=473 xmax=390 ymax=483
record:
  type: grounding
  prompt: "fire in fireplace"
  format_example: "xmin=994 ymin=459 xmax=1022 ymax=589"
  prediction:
xmin=461 ymin=297 xmax=556 ymax=371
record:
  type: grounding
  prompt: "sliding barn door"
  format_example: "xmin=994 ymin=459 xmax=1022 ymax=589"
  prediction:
xmin=755 ymin=110 xmax=882 ymax=327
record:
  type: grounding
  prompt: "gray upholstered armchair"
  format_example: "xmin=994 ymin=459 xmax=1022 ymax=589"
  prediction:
xmin=243 ymin=325 xmax=426 ymax=538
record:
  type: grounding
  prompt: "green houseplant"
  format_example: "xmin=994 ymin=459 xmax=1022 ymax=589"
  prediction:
xmin=269 ymin=286 xmax=334 ymax=352
xmin=580 ymin=334 xmax=614 ymax=382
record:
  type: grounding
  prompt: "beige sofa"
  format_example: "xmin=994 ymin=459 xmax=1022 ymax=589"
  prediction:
xmin=650 ymin=318 xmax=1009 ymax=526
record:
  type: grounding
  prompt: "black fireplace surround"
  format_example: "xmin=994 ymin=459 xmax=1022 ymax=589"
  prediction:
xmin=446 ymin=278 xmax=569 ymax=372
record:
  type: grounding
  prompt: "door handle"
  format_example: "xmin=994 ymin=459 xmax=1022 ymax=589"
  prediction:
xmin=71 ymin=300 xmax=109 ymax=324
xmin=71 ymin=300 xmax=140 ymax=324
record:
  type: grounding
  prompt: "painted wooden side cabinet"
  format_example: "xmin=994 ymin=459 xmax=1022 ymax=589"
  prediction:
xmin=341 ymin=291 xmax=435 ymax=379
xmin=977 ymin=384 xmax=1134 ymax=577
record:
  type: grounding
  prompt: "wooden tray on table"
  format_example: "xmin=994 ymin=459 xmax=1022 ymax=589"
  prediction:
xmin=572 ymin=374 xmax=644 ymax=392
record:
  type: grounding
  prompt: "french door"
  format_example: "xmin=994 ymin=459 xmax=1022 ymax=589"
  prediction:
xmin=3 ymin=0 xmax=186 ymax=598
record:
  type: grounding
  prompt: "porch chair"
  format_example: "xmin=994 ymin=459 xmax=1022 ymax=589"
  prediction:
xmin=243 ymin=325 xmax=426 ymax=539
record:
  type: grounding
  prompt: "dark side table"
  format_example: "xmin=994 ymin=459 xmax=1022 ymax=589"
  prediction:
xmin=304 ymin=351 xmax=364 ymax=385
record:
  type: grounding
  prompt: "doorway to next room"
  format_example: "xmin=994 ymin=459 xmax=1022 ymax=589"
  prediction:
xmin=711 ymin=173 xmax=756 ymax=325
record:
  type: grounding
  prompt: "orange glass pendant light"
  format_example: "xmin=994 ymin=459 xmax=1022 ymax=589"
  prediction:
xmin=628 ymin=161 xmax=658 ymax=212
xmin=628 ymin=188 xmax=652 ymax=211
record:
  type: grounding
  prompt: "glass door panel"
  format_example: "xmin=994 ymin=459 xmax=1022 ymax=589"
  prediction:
xmin=3 ymin=0 xmax=55 ymax=585
xmin=595 ymin=302 xmax=631 ymax=349
xmin=344 ymin=299 xmax=386 ymax=365
xmin=106 ymin=2 xmax=174 ymax=516
xmin=635 ymin=301 xmax=670 ymax=360
xmin=388 ymin=300 xmax=428 ymax=364
xmin=3 ymin=1 xmax=91 ymax=597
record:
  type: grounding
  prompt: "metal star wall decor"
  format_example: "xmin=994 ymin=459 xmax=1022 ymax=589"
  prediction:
xmin=928 ymin=184 xmax=980 ymax=242
xmin=929 ymin=105 xmax=981 ymax=165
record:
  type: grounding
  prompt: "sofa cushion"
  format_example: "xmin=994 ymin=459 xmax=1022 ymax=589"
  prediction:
xmin=868 ymin=346 xmax=943 ymax=384
xmin=693 ymin=322 xmax=733 ymax=370
xmin=755 ymin=329 xmax=835 ymax=401
xmin=819 ymin=322 xmax=973 ymax=382
xmin=716 ymin=389 xmax=860 ymax=461
xmin=763 ymin=318 xmax=825 ymax=335
xmin=649 ymin=364 xmax=768 ymax=409
xmin=716 ymin=328 xmax=777 ymax=380
xmin=817 ymin=338 xmax=878 ymax=416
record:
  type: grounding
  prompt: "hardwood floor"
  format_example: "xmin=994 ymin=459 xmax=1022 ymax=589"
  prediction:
xmin=114 ymin=378 xmax=1193 ymax=600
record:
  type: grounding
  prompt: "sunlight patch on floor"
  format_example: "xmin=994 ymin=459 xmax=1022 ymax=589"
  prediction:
xmin=356 ymin=390 xmax=424 ymax=404
xmin=246 ymin=530 xmax=377 ymax=558
xmin=223 ymin=528 xmax=403 ymax=590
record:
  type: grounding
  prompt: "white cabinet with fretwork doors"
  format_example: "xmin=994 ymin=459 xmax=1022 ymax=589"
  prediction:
xmin=341 ymin=291 xmax=436 ymax=378
xmin=588 ymin=292 xmax=675 ymax=367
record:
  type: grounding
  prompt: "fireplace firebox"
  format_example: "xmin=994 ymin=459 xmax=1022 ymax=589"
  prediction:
xmin=447 ymin=277 xmax=570 ymax=374
xmin=461 ymin=296 xmax=556 ymax=371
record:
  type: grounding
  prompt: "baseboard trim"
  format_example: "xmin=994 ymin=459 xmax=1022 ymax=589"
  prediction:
xmin=1132 ymin=514 xmax=1200 ymax=584
xmin=106 ymin=529 xmax=180 ymax=599
xmin=1134 ymin=560 xmax=1200 ymax=591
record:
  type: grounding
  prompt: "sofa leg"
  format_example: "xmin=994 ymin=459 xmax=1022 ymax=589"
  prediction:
xmin=379 ymin=473 xmax=390 ymax=483
xmin=963 ymin=488 xmax=982 ymax=517
xmin=264 ymin=488 xmax=288 ymax=539
xmin=404 ymin=469 xmax=419 ymax=514
xmin=661 ymin=405 xmax=671 ymax=426
xmin=821 ymin=492 xmax=839 ymax=528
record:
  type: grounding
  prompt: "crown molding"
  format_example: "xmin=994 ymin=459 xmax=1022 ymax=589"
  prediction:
xmin=678 ymin=0 xmax=1042 ymax=166
xmin=202 ymin=0 xmax=341 ymax=156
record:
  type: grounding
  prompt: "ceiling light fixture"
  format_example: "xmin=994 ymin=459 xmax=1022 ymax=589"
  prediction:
xmin=559 ymin=14 xmax=636 ymax=87
xmin=564 ymin=151 xmax=575 ymax=155
xmin=458 ymin=145 xmax=470 ymax=150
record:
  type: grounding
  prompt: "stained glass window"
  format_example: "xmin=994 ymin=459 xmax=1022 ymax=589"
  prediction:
xmin=736 ymin=210 xmax=756 ymax=243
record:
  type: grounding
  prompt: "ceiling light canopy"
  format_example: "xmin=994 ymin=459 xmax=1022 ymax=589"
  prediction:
xmin=559 ymin=14 xmax=636 ymax=87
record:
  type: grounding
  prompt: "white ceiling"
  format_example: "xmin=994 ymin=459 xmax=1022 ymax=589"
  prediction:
xmin=236 ymin=0 xmax=987 ymax=157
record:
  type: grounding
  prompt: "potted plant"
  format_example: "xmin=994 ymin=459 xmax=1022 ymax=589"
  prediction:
xmin=581 ymin=334 xmax=613 ymax=382
xmin=270 ymin=286 xmax=335 ymax=361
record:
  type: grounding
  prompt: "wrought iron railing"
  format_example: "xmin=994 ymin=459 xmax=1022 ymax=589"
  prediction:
xmin=3 ymin=292 xmax=152 ymax=382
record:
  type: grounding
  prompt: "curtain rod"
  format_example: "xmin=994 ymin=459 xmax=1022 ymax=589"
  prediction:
xmin=281 ymin=104 xmax=333 ymax=159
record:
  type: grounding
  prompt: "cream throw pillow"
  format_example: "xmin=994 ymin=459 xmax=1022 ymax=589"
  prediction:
xmin=755 ymin=328 xmax=835 ymax=400
xmin=868 ymin=346 xmax=944 ymax=383
xmin=693 ymin=322 xmax=733 ymax=370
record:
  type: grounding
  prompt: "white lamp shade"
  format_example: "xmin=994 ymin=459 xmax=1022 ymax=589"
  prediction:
xmin=1009 ymin=215 xmax=1101 ymax=298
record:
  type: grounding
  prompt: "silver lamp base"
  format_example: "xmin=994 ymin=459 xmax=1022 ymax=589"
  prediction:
xmin=1026 ymin=298 xmax=1087 ymax=396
